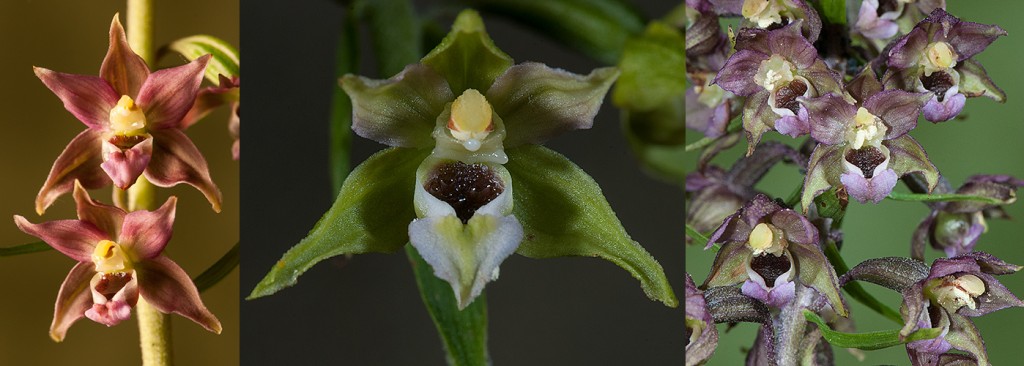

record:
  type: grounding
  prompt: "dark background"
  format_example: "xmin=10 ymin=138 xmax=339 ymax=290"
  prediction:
xmin=241 ymin=0 xmax=682 ymax=364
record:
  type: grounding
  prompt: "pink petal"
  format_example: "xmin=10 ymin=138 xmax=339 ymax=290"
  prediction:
xmin=181 ymin=75 xmax=239 ymax=130
xmin=100 ymin=135 xmax=153 ymax=189
xmin=99 ymin=15 xmax=150 ymax=97
xmin=230 ymin=103 xmax=240 ymax=160
xmin=138 ymin=55 xmax=211 ymax=130
xmin=137 ymin=255 xmax=222 ymax=334
xmin=120 ymin=196 xmax=176 ymax=259
xmin=85 ymin=272 xmax=139 ymax=327
xmin=50 ymin=262 xmax=96 ymax=342
xmin=34 ymin=67 xmax=119 ymax=129
xmin=145 ymin=129 xmax=222 ymax=212
xmin=14 ymin=215 xmax=108 ymax=262
xmin=72 ymin=181 xmax=126 ymax=240
xmin=36 ymin=129 xmax=110 ymax=215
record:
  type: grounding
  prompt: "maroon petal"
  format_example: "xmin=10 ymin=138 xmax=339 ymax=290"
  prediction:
xmin=804 ymin=93 xmax=857 ymax=145
xmin=713 ymin=49 xmax=769 ymax=96
xmin=928 ymin=256 xmax=981 ymax=279
xmin=99 ymin=15 xmax=150 ymax=97
xmin=36 ymin=129 xmax=110 ymax=215
xmin=120 ymin=196 xmax=176 ymax=260
xmin=846 ymin=67 xmax=883 ymax=103
xmin=769 ymin=209 xmax=818 ymax=245
xmin=14 ymin=215 xmax=107 ymax=263
xmin=73 ymin=181 xmax=125 ymax=240
xmin=34 ymin=67 xmax=119 ymax=129
xmin=767 ymin=23 xmax=817 ymax=68
xmin=145 ymin=129 xmax=222 ymax=212
xmin=864 ymin=90 xmax=929 ymax=139
xmin=947 ymin=14 xmax=1007 ymax=60
xmin=138 ymin=55 xmax=212 ymax=130
xmin=100 ymin=136 xmax=153 ymax=190
xmin=181 ymin=84 xmax=233 ymax=129
xmin=911 ymin=212 xmax=937 ymax=261
xmin=137 ymin=255 xmax=222 ymax=334
xmin=49 ymin=262 xmax=95 ymax=342
xmin=888 ymin=27 xmax=929 ymax=69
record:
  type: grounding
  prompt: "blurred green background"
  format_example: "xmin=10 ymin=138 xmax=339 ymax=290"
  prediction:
xmin=685 ymin=3 xmax=1024 ymax=365
xmin=0 ymin=1 xmax=238 ymax=364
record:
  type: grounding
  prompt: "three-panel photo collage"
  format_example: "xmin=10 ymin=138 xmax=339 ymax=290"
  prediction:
xmin=0 ymin=0 xmax=1021 ymax=365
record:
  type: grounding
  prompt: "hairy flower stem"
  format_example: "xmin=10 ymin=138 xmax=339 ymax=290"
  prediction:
xmin=774 ymin=287 xmax=815 ymax=365
xmin=126 ymin=1 xmax=172 ymax=364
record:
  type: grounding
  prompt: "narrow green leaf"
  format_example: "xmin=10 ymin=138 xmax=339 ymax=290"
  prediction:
xmin=407 ymin=245 xmax=490 ymax=366
xmin=165 ymin=35 xmax=240 ymax=83
xmin=887 ymin=191 xmax=1004 ymax=204
xmin=330 ymin=9 xmax=360 ymax=196
xmin=0 ymin=241 xmax=50 ymax=256
xmin=249 ymin=147 xmax=429 ymax=299
xmin=685 ymin=224 xmax=709 ymax=248
xmin=804 ymin=310 xmax=940 ymax=350
xmin=823 ymin=241 xmax=903 ymax=325
xmin=420 ymin=9 xmax=513 ymax=95
xmin=506 ymin=145 xmax=678 ymax=307
xmin=816 ymin=0 xmax=847 ymax=25
xmin=195 ymin=242 xmax=240 ymax=293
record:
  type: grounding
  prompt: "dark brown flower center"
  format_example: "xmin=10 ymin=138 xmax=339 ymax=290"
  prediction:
xmin=765 ymin=16 xmax=791 ymax=31
xmin=878 ymin=0 xmax=900 ymax=15
xmin=95 ymin=272 xmax=132 ymax=301
xmin=750 ymin=253 xmax=792 ymax=286
xmin=109 ymin=134 xmax=147 ymax=150
xmin=845 ymin=147 xmax=887 ymax=178
xmin=921 ymin=71 xmax=954 ymax=102
xmin=774 ymin=79 xmax=808 ymax=114
xmin=425 ymin=161 xmax=504 ymax=224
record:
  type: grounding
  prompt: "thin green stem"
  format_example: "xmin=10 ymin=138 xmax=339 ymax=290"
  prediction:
xmin=127 ymin=0 xmax=154 ymax=64
xmin=194 ymin=242 xmax=240 ymax=293
xmin=887 ymin=191 xmax=1004 ymax=204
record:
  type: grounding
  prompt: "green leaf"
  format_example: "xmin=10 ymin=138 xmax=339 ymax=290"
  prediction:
xmin=330 ymin=9 xmax=360 ymax=196
xmin=823 ymin=241 xmax=904 ymax=325
xmin=685 ymin=224 xmax=710 ymax=248
xmin=195 ymin=242 xmax=240 ymax=293
xmin=505 ymin=145 xmax=678 ymax=307
xmin=804 ymin=310 xmax=941 ymax=350
xmin=887 ymin=191 xmax=1004 ymax=204
xmin=249 ymin=147 xmax=429 ymax=299
xmin=816 ymin=0 xmax=847 ymax=26
xmin=0 ymin=241 xmax=50 ymax=256
xmin=421 ymin=9 xmax=513 ymax=95
xmin=166 ymin=35 xmax=240 ymax=83
xmin=468 ymin=0 xmax=646 ymax=64
xmin=407 ymin=245 xmax=490 ymax=366
xmin=612 ymin=22 xmax=685 ymax=111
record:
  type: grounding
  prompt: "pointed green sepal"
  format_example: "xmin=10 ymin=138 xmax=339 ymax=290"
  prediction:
xmin=341 ymin=64 xmax=454 ymax=147
xmin=421 ymin=9 xmax=514 ymax=95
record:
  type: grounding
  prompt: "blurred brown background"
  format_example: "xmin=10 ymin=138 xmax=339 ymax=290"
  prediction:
xmin=0 ymin=1 xmax=239 ymax=364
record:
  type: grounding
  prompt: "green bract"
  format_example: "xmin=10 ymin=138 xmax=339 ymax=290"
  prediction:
xmin=250 ymin=9 xmax=677 ymax=309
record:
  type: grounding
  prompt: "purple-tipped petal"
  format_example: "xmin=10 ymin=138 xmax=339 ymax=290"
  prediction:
xmin=145 ymin=129 xmax=222 ymax=213
xmin=49 ymin=262 xmax=95 ymax=342
xmin=804 ymin=94 xmax=858 ymax=145
xmin=704 ymin=242 xmax=755 ymax=287
xmin=136 ymin=255 xmax=222 ymax=334
xmin=713 ymin=49 xmax=769 ymax=96
xmin=964 ymin=252 xmax=1024 ymax=275
xmin=957 ymin=59 xmax=1006 ymax=102
xmin=14 ymin=215 xmax=107 ymax=263
xmin=100 ymin=136 xmax=153 ymax=190
xmin=943 ymin=313 xmax=989 ymax=365
xmin=72 ymin=181 xmax=125 ymax=240
xmin=841 ymin=168 xmax=898 ymax=204
xmin=911 ymin=212 xmax=937 ymax=261
xmin=181 ymin=76 xmax=238 ymax=129
xmin=855 ymin=0 xmax=899 ymax=39
xmin=922 ymin=93 xmax=965 ymax=122
xmin=34 ymin=67 xmax=119 ymax=129
xmin=138 ymin=55 xmax=211 ymax=130
xmin=741 ymin=91 xmax=776 ymax=155
xmin=685 ymin=273 xmax=718 ymax=366
xmin=36 ymin=129 xmax=110 ymax=215
xmin=99 ymin=15 xmax=150 ymax=97
xmin=864 ymin=90 xmax=930 ymax=139
xmin=774 ymin=106 xmax=810 ymax=137
xmin=887 ymin=135 xmax=940 ymax=193
xmin=801 ymin=144 xmax=845 ymax=212
xmin=120 ymin=197 xmax=176 ymax=260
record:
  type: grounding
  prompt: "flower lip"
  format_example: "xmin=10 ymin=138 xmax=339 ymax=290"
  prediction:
xmin=921 ymin=71 xmax=955 ymax=101
xmin=424 ymin=161 xmax=505 ymax=223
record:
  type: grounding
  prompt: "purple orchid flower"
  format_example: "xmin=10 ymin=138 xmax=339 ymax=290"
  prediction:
xmin=13 ymin=181 xmax=220 ymax=342
xmin=686 ymin=274 xmax=719 ymax=366
xmin=800 ymin=67 xmax=937 ymax=209
xmin=33 ymin=15 xmax=221 ymax=215
xmin=912 ymin=175 xmax=1023 ymax=260
xmin=713 ymin=24 xmax=843 ymax=154
xmin=703 ymin=194 xmax=847 ymax=316
xmin=884 ymin=9 xmax=1006 ymax=122
xmin=686 ymin=3 xmax=737 ymax=139
xmin=182 ymin=75 xmax=241 ymax=160
xmin=712 ymin=0 xmax=822 ymax=42
xmin=855 ymin=0 xmax=945 ymax=40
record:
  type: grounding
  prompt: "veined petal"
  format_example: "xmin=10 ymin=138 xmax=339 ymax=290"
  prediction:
xmin=922 ymin=94 xmax=966 ymax=122
xmin=136 ymin=255 xmax=222 ymax=334
xmin=409 ymin=214 xmax=523 ymax=309
xmin=14 ymin=215 xmax=108 ymax=262
xmin=487 ymin=63 xmax=618 ymax=146
xmin=713 ymin=49 xmax=769 ymax=96
xmin=420 ymin=9 xmax=514 ymax=94
xmin=704 ymin=241 xmax=755 ymax=287
xmin=145 ymin=129 xmax=222 ymax=212
xmin=50 ymin=262 xmax=95 ymax=342
xmin=73 ymin=181 xmax=125 ymax=240
xmin=841 ymin=168 xmax=898 ymax=204
xmin=341 ymin=64 xmax=453 ymax=147
xmin=957 ymin=59 xmax=1006 ymax=102
xmin=100 ymin=15 xmax=150 ymax=97
xmin=864 ymin=90 xmax=930 ymax=139
xmin=804 ymin=93 xmax=858 ymax=146
xmin=138 ymin=55 xmax=211 ymax=130
xmin=34 ymin=68 xmax=119 ymax=129
xmin=181 ymin=77 xmax=238 ymax=129
xmin=801 ymin=144 xmax=845 ymax=212
xmin=946 ymin=13 xmax=1007 ymax=60
xmin=100 ymin=135 xmax=153 ymax=190
xmin=120 ymin=196 xmax=176 ymax=260
xmin=944 ymin=314 xmax=988 ymax=365
xmin=36 ymin=129 xmax=110 ymax=215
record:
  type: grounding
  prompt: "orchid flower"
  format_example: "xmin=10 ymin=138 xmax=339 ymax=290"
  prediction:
xmin=14 ymin=181 xmax=220 ymax=341
xmin=712 ymin=0 xmax=823 ymax=42
xmin=33 ymin=15 xmax=221 ymax=215
xmin=854 ymin=0 xmax=945 ymax=40
xmin=911 ymin=175 xmax=1023 ymax=260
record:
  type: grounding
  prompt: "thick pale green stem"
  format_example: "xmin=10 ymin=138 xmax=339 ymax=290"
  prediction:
xmin=137 ymin=299 xmax=173 ymax=366
xmin=127 ymin=0 xmax=154 ymax=64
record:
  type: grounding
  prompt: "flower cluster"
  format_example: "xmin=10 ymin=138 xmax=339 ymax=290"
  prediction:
xmin=686 ymin=2 xmax=1020 ymax=365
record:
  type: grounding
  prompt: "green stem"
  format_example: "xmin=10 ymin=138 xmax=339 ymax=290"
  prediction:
xmin=684 ymin=120 xmax=742 ymax=152
xmin=137 ymin=299 xmax=173 ymax=366
xmin=887 ymin=191 xmax=1004 ymax=204
xmin=823 ymin=241 xmax=903 ymax=325
xmin=329 ymin=7 xmax=359 ymax=196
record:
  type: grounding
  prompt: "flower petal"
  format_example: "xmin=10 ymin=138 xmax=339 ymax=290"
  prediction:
xmin=805 ymin=93 xmax=858 ymax=145
xmin=801 ymin=144 xmax=845 ymax=212
xmin=100 ymin=136 xmax=153 ymax=190
xmin=137 ymin=55 xmax=211 ymax=130
xmin=944 ymin=314 xmax=989 ymax=365
xmin=790 ymin=242 xmax=848 ymax=316
xmin=14 ymin=215 xmax=107 ymax=262
xmin=36 ymin=129 xmax=110 ymax=215
xmin=946 ymin=12 xmax=1007 ymax=60
xmin=34 ymin=68 xmax=119 ymax=129
xmin=887 ymin=135 xmax=940 ymax=192
xmin=911 ymin=212 xmax=937 ymax=261
xmin=703 ymin=242 xmax=754 ymax=288
xmin=49 ymin=262 xmax=96 ymax=342
xmin=712 ymin=49 xmax=769 ymax=96
xmin=741 ymin=90 xmax=777 ymax=155
xmin=487 ymin=63 xmax=618 ymax=146
xmin=864 ymin=90 xmax=930 ymax=139
xmin=120 ymin=197 xmax=176 ymax=260
xmin=85 ymin=272 xmax=138 ymax=327
xmin=100 ymin=15 xmax=150 ymax=97
xmin=72 ymin=180 xmax=125 ymax=240
xmin=145 ymin=129 xmax=222 ymax=212
xmin=888 ymin=27 xmax=929 ymax=69
xmin=922 ymin=93 xmax=965 ymax=122
xmin=957 ymin=59 xmax=1006 ymax=102
xmin=340 ymin=64 xmax=453 ymax=147
xmin=770 ymin=209 xmax=818 ymax=245
xmin=136 ymin=255 xmax=222 ymax=334
xmin=855 ymin=0 xmax=899 ymax=39
xmin=846 ymin=66 xmax=883 ymax=103
xmin=841 ymin=168 xmax=898 ymax=204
